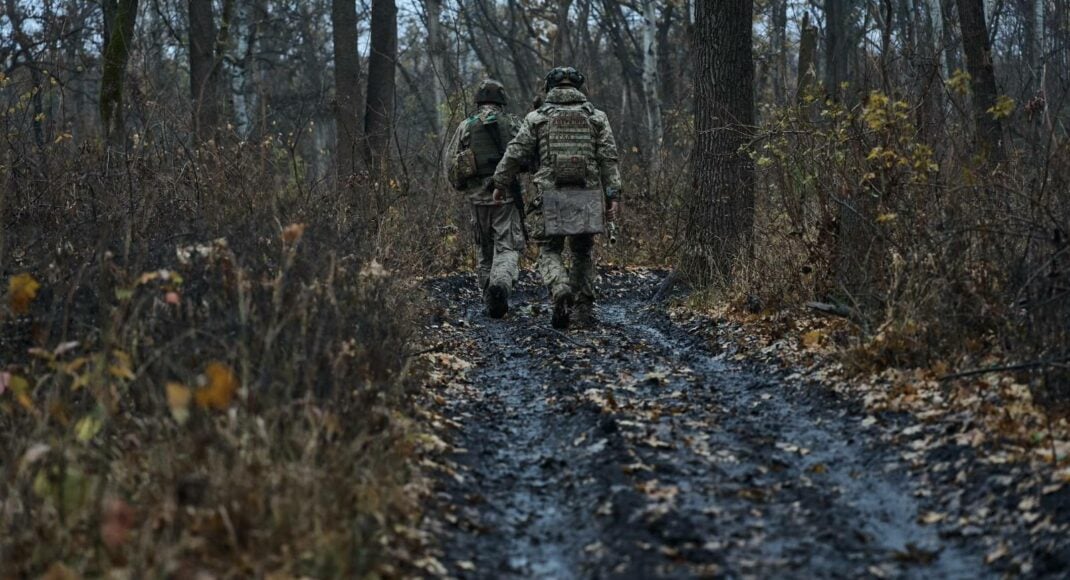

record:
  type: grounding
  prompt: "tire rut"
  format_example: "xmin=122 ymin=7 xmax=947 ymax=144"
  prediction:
xmin=427 ymin=270 xmax=989 ymax=579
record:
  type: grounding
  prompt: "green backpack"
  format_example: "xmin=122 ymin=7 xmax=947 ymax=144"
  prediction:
xmin=462 ymin=113 xmax=511 ymax=179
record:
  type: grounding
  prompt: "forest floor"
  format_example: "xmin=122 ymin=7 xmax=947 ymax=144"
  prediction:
xmin=417 ymin=268 xmax=1070 ymax=579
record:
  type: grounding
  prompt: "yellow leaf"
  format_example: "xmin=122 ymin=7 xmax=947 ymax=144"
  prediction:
xmin=75 ymin=415 xmax=103 ymax=442
xmin=801 ymin=330 xmax=824 ymax=348
xmin=195 ymin=362 xmax=238 ymax=410
xmin=108 ymin=350 xmax=136 ymax=381
xmin=876 ymin=213 xmax=898 ymax=223
xmin=6 ymin=374 xmax=34 ymax=411
xmin=166 ymin=382 xmax=192 ymax=424
xmin=8 ymin=273 xmax=41 ymax=315
xmin=986 ymin=95 xmax=1016 ymax=120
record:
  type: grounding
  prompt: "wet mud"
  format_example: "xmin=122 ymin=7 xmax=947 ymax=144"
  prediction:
xmin=425 ymin=269 xmax=993 ymax=579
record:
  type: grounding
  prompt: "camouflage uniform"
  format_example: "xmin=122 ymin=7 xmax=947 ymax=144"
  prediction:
xmin=445 ymin=97 xmax=524 ymax=311
xmin=492 ymin=84 xmax=621 ymax=323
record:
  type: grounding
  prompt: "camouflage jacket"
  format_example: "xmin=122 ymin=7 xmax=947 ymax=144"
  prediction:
xmin=492 ymin=87 xmax=621 ymax=200
xmin=445 ymin=104 xmax=521 ymax=206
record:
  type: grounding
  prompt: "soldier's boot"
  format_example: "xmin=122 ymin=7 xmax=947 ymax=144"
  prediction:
xmin=551 ymin=288 xmax=574 ymax=330
xmin=572 ymin=301 xmax=596 ymax=328
xmin=485 ymin=283 xmax=509 ymax=319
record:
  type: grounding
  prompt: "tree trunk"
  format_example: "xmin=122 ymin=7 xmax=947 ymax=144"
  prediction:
xmin=551 ymin=0 xmax=573 ymax=64
xmin=99 ymin=0 xmax=140 ymax=147
xmin=332 ymin=0 xmax=361 ymax=178
xmin=938 ymin=0 xmax=962 ymax=76
xmin=424 ymin=0 xmax=449 ymax=135
xmin=189 ymin=0 xmax=219 ymax=143
xmin=824 ymin=0 xmax=851 ymax=100
xmin=656 ymin=2 xmax=677 ymax=110
xmin=955 ymin=0 xmax=1004 ymax=162
xmin=771 ymin=0 xmax=789 ymax=104
xmin=796 ymin=12 xmax=818 ymax=103
xmin=641 ymin=0 xmax=663 ymax=166
xmin=364 ymin=0 xmax=397 ymax=170
xmin=682 ymin=0 xmax=755 ymax=285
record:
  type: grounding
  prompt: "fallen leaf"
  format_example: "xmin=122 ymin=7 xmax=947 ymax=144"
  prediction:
xmin=985 ymin=543 xmax=1009 ymax=564
xmin=919 ymin=511 xmax=945 ymax=525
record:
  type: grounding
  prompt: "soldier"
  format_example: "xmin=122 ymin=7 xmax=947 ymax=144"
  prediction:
xmin=491 ymin=67 xmax=621 ymax=330
xmin=446 ymin=79 xmax=526 ymax=318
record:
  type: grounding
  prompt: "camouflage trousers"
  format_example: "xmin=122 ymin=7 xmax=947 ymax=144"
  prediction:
xmin=472 ymin=203 xmax=523 ymax=292
xmin=537 ymin=234 xmax=596 ymax=305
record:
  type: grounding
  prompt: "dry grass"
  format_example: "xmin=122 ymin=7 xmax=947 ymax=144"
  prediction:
xmin=0 ymin=119 xmax=454 ymax=576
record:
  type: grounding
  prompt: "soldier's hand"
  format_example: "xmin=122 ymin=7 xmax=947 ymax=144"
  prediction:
xmin=492 ymin=188 xmax=506 ymax=204
xmin=607 ymin=199 xmax=620 ymax=221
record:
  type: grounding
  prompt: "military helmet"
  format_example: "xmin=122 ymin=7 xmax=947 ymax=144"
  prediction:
xmin=474 ymin=79 xmax=508 ymax=105
xmin=544 ymin=66 xmax=585 ymax=91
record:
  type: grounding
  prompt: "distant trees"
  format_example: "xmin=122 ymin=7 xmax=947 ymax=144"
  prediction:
xmin=682 ymin=0 xmax=755 ymax=285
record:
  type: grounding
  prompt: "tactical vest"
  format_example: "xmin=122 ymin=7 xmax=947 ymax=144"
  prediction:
xmin=539 ymin=103 xmax=596 ymax=187
xmin=465 ymin=114 xmax=510 ymax=178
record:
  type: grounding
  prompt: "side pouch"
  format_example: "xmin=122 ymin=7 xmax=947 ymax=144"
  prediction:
xmin=542 ymin=189 xmax=605 ymax=237
xmin=452 ymin=149 xmax=478 ymax=188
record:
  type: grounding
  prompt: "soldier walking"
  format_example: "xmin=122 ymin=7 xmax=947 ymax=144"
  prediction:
xmin=446 ymin=79 xmax=526 ymax=318
xmin=491 ymin=67 xmax=622 ymax=330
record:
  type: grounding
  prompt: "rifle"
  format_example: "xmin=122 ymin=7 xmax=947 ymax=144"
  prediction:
xmin=481 ymin=120 xmax=529 ymax=242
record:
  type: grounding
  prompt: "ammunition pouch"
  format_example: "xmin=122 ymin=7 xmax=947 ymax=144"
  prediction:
xmin=553 ymin=154 xmax=588 ymax=187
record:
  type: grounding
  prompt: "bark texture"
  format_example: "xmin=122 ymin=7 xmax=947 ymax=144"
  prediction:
xmin=955 ymin=0 xmax=1004 ymax=162
xmin=100 ymin=0 xmax=140 ymax=147
xmin=332 ymin=0 xmax=361 ymax=178
xmin=681 ymin=0 xmax=755 ymax=285
xmin=364 ymin=0 xmax=398 ymax=169
xmin=189 ymin=0 xmax=220 ymax=143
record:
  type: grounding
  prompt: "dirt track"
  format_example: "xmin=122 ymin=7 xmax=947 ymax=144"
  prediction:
xmin=423 ymin=269 xmax=993 ymax=578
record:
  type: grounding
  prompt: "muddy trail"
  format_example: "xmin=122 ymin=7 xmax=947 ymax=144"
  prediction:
xmin=422 ymin=269 xmax=992 ymax=579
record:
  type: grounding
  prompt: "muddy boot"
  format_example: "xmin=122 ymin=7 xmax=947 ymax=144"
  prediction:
xmin=485 ymin=283 xmax=509 ymax=319
xmin=572 ymin=302 xmax=596 ymax=328
xmin=551 ymin=290 xmax=573 ymax=330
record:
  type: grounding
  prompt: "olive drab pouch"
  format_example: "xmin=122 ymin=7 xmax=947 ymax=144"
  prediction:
xmin=545 ymin=108 xmax=594 ymax=187
xmin=452 ymin=149 xmax=478 ymax=188
xmin=469 ymin=116 xmax=508 ymax=176
xmin=542 ymin=189 xmax=605 ymax=237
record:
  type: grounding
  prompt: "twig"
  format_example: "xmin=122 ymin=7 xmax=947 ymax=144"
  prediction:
xmin=938 ymin=358 xmax=1068 ymax=381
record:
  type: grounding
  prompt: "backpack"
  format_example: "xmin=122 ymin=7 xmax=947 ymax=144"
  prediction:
xmin=541 ymin=104 xmax=595 ymax=187
xmin=460 ymin=114 xmax=510 ymax=180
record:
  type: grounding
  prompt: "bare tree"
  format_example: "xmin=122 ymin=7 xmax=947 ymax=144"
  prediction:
xmin=189 ymin=0 xmax=220 ymax=142
xmin=364 ymin=0 xmax=397 ymax=169
xmin=99 ymin=0 xmax=140 ymax=147
xmin=332 ymin=0 xmax=361 ymax=178
xmin=641 ymin=0 xmax=663 ymax=163
xmin=824 ymin=0 xmax=851 ymax=99
xmin=681 ymin=0 xmax=755 ymax=285
xmin=956 ymin=0 xmax=1004 ymax=161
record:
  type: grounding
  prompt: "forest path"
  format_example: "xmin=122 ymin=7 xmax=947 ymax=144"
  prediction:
xmin=423 ymin=269 xmax=990 ymax=579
